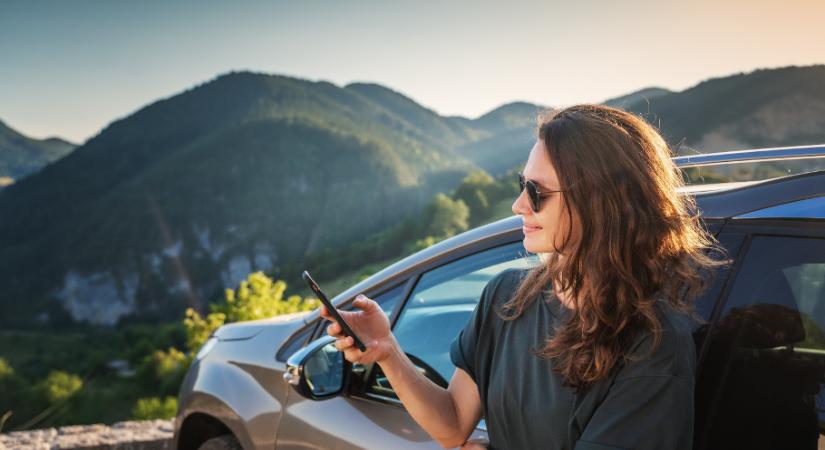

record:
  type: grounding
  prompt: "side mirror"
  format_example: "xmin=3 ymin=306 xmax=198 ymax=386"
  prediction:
xmin=284 ymin=335 xmax=351 ymax=400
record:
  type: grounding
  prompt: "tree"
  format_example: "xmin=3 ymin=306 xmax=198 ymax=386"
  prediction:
xmin=454 ymin=170 xmax=495 ymax=225
xmin=421 ymin=193 xmax=469 ymax=239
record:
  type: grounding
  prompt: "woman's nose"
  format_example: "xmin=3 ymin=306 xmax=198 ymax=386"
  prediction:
xmin=512 ymin=190 xmax=531 ymax=216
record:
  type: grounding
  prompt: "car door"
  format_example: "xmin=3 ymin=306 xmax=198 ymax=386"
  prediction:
xmin=274 ymin=240 xmax=536 ymax=449
xmin=694 ymin=216 xmax=825 ymax=450
xmin=273 ymin=281 xmax=409 ymax=449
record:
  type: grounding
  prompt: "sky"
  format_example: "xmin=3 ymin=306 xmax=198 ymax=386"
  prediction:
xmin=2 ymin=0 xmax=824 ymax=143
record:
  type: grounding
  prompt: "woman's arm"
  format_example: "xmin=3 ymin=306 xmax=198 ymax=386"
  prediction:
xmin=322 ymin=297 xmax=483 ymax=448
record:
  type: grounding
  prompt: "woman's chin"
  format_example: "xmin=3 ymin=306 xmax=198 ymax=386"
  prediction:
xmin=522 ymin=236 xmax=549 ymax=254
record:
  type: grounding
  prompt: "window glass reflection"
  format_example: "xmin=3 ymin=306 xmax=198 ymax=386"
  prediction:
xmin=695 ymin=236 xmax=825 ymax=450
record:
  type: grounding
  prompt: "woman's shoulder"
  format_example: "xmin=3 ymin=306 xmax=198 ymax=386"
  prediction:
xmin=617 ymin=299 xmax=697 ymax=381
xmin=481 ymin=267 xmax=531 ymax=305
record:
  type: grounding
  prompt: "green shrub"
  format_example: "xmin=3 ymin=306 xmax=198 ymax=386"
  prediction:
xmin=0 ymin=358 xmax=13 ymax=379
xmin=132 ymin=396 xmax=177 ymax=420
xmin=136 ymin=347 xmax=190 ymax=395
xmin=38 ymin=371 xmax=82 ymax=403
xmin=184 ymin=272 xmax=319 ymax=353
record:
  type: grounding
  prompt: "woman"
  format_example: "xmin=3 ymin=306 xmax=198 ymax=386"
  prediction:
xmin=321 ymin=104 xmax=726 ymax=449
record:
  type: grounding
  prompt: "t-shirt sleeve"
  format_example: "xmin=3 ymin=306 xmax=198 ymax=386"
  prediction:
xmin=574 ymin=374 xmax=694 ymax=450
xmin=449 ymin=285 xmax=488 ymax=382
xmin=449 ymin=270 xmax=510 ymax=382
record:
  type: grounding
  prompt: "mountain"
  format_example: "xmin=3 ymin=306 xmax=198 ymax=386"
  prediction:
xmin=4 ymin=65 xmax=825 ymax=328
xmin=343 ymin=82 xmax=480 ymax=149
xmin=603 ymin=87 xmax=672 ymax=109
xmin=0 ymin=71 xmax=531 ymax=327
xmin=472 ymin=102 xmax=544 ymax=134
xmin=461 ymin=65 xmax=825 ymax=170
xmin=622 ymin=65 xmax=825 ymax=153
xmin=455 ymin=102 xmax=546 ymax=176
xmin=0 ymin=120 xmax=76 ymax=185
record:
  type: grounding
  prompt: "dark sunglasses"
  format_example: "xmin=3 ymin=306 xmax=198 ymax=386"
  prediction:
xmin=518 ymin=172 xmax=565 ymax=213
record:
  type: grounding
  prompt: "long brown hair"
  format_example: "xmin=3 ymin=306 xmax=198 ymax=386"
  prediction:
xmin=499 ymin=104 xmax=729 ymax=392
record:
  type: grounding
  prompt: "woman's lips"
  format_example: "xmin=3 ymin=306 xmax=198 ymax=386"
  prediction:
xmin=522 ymin=225 xmax=543 ymax=234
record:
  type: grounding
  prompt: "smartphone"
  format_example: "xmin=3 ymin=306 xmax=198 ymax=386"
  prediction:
xmin=302 ymin=270 xmax=368 ymax=352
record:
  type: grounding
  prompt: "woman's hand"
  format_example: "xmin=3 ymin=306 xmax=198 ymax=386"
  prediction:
xmin=323 ymin=295 xmax=484 ymax=449
xmin=320 ymin=294 xmax=395 ymax=365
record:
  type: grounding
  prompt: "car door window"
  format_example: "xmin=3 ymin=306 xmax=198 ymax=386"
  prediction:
xmin=367 ymin=242 xmax=537 ymax=398
xmin=693 ymin=232 xmax=744 ymax=322
xmin=277 ymin=323 xmax=315 ymax=362
xmin=303 ymin=283 xmax=406 ymax=345
xmin=366 ymin=283 xmax=406 ymax=317
xmin=694 ymin=235 xmax=825 ymax=450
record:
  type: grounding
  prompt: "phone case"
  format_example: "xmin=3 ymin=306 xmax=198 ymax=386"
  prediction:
xmin=302 ymin=270 xmax=368 ymax=351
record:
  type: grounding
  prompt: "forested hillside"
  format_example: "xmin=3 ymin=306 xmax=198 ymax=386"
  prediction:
xmin=0 ymin=72 xmax=534 ymax=327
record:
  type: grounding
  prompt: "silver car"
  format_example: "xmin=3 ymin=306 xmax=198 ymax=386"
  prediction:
xmin=175 ymin=145 xmax=825 ymax=450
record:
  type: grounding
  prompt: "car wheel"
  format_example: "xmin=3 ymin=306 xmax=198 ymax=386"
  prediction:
xmin=198 ymin=435 xmax=242 ymax=450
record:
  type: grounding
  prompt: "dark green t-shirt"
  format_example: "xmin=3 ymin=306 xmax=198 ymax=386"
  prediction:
xmin=450 ymin=268 xmax=696 ymax=450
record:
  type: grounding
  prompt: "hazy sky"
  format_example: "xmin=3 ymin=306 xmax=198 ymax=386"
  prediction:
xmin=2 ymin=0 xmax=824 ymax=143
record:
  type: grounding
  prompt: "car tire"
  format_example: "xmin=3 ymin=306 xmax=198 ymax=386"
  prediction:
xmin=198 ymin=435 xmax=242 ymax=450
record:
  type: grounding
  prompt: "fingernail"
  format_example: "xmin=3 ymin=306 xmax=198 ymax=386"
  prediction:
xmin=356 ymin=294 xmax=365 ymax=301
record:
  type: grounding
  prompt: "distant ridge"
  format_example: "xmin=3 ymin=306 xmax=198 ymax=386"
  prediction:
xmin=453 ymin=102 xmax=545 ymax=176
xmin=0 ymin=119 xmax=76 ymax=185
xmin=603 ymin=87 xmax=672 ymax=109
xmin=622 ymin=65 xmax=825 ymax=152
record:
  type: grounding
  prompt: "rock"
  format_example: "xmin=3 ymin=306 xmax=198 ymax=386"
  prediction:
xmin=0 ymin=419 xmax=174 ymax=449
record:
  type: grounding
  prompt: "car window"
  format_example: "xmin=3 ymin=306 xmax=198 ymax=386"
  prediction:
xmin=361 ymin=283 xmax=406 ymax=317
xmin=277 ymin=324 xmax=315 ymax=362
xmin=692 ymin=232 xmax=744 ymax=322
xmin=694 ymin=235 xmax=825 ymax=450
xmin=367 ymin=242 xmax=537 ymax=399
xmin=309 ymin=283 xmax=406 ymax=342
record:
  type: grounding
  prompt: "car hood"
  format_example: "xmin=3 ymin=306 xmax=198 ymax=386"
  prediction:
xmin=213 ymin=311 xmax=310 ymax=340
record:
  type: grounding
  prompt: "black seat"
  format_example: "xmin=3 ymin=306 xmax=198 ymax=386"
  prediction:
xmin=693 ymin=270 xmax=825 ymax=450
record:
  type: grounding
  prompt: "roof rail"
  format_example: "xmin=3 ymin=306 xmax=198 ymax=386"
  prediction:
xmin=672 ymin=144 xmax=825 ymax=168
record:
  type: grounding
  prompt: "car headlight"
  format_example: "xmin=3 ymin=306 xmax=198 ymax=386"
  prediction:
xmin=196 ymin=336 xmax=218 ymax=360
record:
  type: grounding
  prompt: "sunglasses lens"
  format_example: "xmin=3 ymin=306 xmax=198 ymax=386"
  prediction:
xmin=527 ymin=183 xmax=540 ymax=212
xmin=518 ymin=173 xmax=540 ymax=212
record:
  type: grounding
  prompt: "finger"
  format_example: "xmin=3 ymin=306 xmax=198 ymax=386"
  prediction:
xmin=326 ymin=323 xmax=341 ymax=337
xmin=321 ymin=304 xmax=347 ymax=322
xmin=320 ymin=306 xmax=340 ymax=323
xmin=334 ymin=336 xmax=354 ymax=351
xmin=343 ymin=347 xmax=364 ymax=364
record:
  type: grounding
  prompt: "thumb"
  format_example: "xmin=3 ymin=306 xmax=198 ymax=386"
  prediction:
xmin=352 ymin=294 xmax=379 ymax=313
